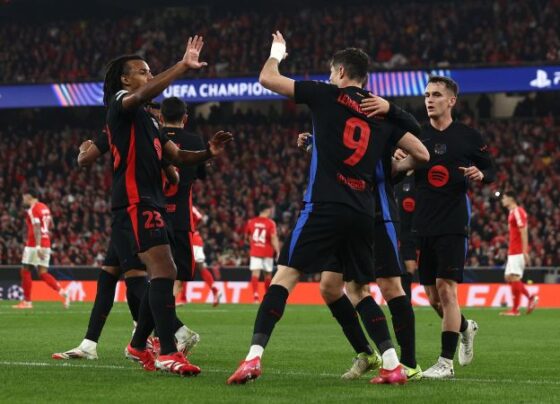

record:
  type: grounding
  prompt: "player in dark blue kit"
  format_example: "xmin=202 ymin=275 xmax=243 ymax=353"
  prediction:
xmin=102 ymin=36 xmax=232 ymax=376
xmin=228 ymin=31 xmax=429 ymax=385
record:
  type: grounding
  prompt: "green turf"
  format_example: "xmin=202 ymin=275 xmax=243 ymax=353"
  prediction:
xmin=1 ymin=301 xmax=558 ymax=403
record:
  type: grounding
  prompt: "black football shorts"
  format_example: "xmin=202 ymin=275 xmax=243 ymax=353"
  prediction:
xmin=278 ymin=202 xmax=376 ymax=284
xmin=418 ymin=234 xmax=467 ymax=285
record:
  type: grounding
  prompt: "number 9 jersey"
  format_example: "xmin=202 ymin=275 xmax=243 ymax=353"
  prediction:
xmin=294 ymin=80 xmax=406 ymax=217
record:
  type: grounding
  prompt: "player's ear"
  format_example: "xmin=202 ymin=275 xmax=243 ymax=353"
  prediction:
xmin=120 ymin=74 xmax=129 ymax=86
xmin=338 ymin=65 xmax=345 ymax=80
xmin=183 ymin=114 xmax=188 ymax=126
xmin=449 ymin=95 xmax=457 ymax=108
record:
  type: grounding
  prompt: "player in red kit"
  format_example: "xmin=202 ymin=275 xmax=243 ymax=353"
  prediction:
xmin=245 ymin=204 xmax=279 ymax=303
xmin=13 ymin=189 xmax=70 ymax=309
xmin=175 ymin=206 xmax=221 ymax=306
xmin=500 ymin=190 xmax=538 ymax=316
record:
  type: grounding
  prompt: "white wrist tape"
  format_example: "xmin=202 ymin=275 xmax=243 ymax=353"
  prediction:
xmin=269 ymin=42 xmax=286 ymax=62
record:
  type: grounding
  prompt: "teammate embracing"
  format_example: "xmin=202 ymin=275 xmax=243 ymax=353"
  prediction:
xmin=363 ymin=76 xmax=496 ymax=378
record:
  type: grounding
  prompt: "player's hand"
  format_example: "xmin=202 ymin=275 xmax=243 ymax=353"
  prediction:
xmin=208 ymin=131 xmax=233 ymax=156
xmin=269 ymin=31 xmax=288 ymax=61
xmin=393 ymin=148 xmax=408 ymax=160
xmin=37 ymin=249 xmax=46 ymax=260
xmin=360 ymin=94 xmax=390 ymax=118
xmin=182 ymin=35 xmax=208 ymax=70
xmin=79 ymin=140 xmax=93 ymax=153
xmin=523 ymin=253 xmax=530 ymax=266
xmin=297 ymin=132 xmax=312 ymax=152
xmin=459 ymin=166 xmax=484 ymax=182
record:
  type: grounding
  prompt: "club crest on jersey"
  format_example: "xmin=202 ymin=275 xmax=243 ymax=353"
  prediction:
xmin=403 ymin=183 xmax=411 ymax=192
xmin=434 ymin=143 xmax=447 ymax=155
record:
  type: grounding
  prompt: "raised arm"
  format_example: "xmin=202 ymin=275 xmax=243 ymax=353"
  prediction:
xmin=259 ymin=31 xmax=295 ymax=98
xmin=122 ymin=36 xmax=208 ymax=111
xmin=163 ymin=130 xmax=233 ymax=166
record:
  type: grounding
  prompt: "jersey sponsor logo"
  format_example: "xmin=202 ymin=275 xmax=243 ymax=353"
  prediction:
xmin=434 ymin=143 xmax=447 ymax=155
xmin=427 ymin=165 xmax=449 ymax=187
xmin=336 ymin=173 xmax=366 ymax=191
xmin=402 ymin=197 xmax=416 ymax=212
xmin=154 ymin=138 xmax=162 ymax=160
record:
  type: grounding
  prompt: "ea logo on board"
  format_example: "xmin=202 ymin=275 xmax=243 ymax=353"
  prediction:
xmin=428 ymin=165 xmax=449 ymax=187
xmin=154 ymin=138 xmax=162 ymax=160
xmin=402 ymin=197 xmax=416 ymax=212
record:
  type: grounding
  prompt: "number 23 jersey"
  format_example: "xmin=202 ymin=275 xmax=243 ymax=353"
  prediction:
xmin=294 ymin=81 xmax=406 ymax=217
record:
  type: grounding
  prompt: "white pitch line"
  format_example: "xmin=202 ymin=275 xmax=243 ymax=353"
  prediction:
xmin=0 ymin=361 xmax=559 ymax=386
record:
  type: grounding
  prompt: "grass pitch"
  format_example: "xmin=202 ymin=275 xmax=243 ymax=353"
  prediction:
xmin=1 ymin=301 xmax=558 ymax=403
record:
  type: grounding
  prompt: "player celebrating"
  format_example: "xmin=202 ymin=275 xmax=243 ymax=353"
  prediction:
xmin=500 ymin=190 xmax=538 ymax=316
xmin=363 ymin=76 xmax=496 ymax=379
xmin=102 ymin=36 xmax=232 ymax=376
xmin=245 ymin=204 xmax=279 ymax=303
xmin=228 ymin=32 xmax=428 ymax=385
xmin=13 ymin=189 xmax=69 ymax=309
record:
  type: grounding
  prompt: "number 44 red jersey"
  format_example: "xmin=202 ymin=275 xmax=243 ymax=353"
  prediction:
xmin=508 ymin=206 xmax=527 ymax=255
xmin=245 ymin=217 xmax=277 ymax=258
xmin=25 ymin=202 xmax=52 ymax=248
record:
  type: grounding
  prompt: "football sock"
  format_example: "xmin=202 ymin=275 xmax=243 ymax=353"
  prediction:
xmin=20 ymin=269 xmax=32 ymax=301
xmin=179 ymin=282 xmax=187 ymax=301
xmin=40 ymin=272 xmax=61 ymax=292
xmin=516 ymin=280 xmax=531 ymax=298
xmin=327 ymin=295 xmax=373 ymax=355
xmin=251 ymin=275 xmax=259 ymax=297
xmin=441 ymin=331 xmax=459 ymax=360
xmin=130 ymin=284 xmax=154 ymax=350
xmin=264 ymin=276 xmax=272 ymax=292
xmin=511 ymin=281 xmax=521 ymax=312
xmin=402 ymin=272 xmax=413 ymax=300
xmin=387 ymin=295 xmax=416 ymax=368
xmin=459 ymin=314 xmax=469 ymax=333
xmin=246 ymin=345 xmax=264 ymax=361
xmin=125 ymin=276 xmax=148 ymax=322
xmin=174 ymin=316 xmax=185 ymax=333
xmin=200 ymin=267 xmax=215 ymax=289
xmin=355 ymin=296 xmax=394 ymax=354
xmin=149 ymin=278 xmax=177 ymax=355
xmin=381 ymin=348 xmax=400 ymax=370
xmin=251 ymin=284 xmax=289 ymax=348
xmin=84 ymin=270 xmax=118 ymax=342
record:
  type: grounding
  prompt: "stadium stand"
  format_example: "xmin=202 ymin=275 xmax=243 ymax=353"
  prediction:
xmin=1 ymin=0 xmax=560 ymax=83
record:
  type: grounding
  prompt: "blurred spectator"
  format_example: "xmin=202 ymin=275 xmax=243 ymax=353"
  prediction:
xmin=1 ymin=0 xmax=559 ymax=84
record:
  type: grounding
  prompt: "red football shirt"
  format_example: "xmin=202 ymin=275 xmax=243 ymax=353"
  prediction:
xmin=191 ymin=206 xmax=204 ymax=247
xmin=508 ymin=206 xmax=527 ymax=255
xmin=25 ymin=202 xmax=52 ymax=248
xmin=245 ymin=217 xmax=277 ymax=258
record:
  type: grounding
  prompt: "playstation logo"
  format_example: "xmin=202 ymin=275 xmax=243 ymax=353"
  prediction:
xmin=530 ymin=69 xmax=552 ymax=88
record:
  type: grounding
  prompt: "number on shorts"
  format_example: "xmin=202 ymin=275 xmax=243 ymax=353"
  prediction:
xmin=143 ymin=211 xmax=164 ymax=229
xmin=342 ymin=117 xmax=371 ymax=166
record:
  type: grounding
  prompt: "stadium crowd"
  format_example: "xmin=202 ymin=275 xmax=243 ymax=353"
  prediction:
xmin=0 ymin=106 xmax=558 ymax=269
xmin=2 ymin=0 xmax=560 ymax=84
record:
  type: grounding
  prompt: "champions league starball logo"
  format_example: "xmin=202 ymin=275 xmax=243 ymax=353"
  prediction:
xmin=7 ymin=285 xmax=24 ymax=300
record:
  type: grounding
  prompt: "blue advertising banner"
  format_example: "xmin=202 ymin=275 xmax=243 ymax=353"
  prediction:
xmin=0 ymin=66 xmax=558 ymax=109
